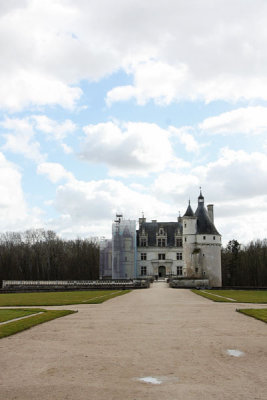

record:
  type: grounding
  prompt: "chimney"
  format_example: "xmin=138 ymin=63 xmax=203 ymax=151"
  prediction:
xmin=207 ymin=204 xmax=214 ymax=223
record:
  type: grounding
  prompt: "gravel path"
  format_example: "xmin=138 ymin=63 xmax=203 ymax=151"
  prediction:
xmin=1 ymin=282 xmax=266 ymax=400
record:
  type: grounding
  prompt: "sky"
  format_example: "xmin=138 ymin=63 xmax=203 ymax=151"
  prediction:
xmin=0 ymin=0 xmax=267 ymax=245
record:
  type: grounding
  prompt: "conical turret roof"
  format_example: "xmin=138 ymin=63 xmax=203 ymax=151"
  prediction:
xmin=194 ymin=190 xmax=220 ymax=235
xmin=183 ymin=200 xmax=194 ymax=217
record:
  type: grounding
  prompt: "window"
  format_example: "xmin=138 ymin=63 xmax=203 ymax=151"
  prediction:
xmin=176 ymin=252 xmax=182 ymax=260
xmin=213 ymin=236 xmax=215 ymax=240
xmin=141 ymin=266 xmax=147 ymax=276
xmin=176 ymin=238 xmax=183 ymax=247
xmin=203 ymin=236 xmax=206 ymax=240
xmin=195 ymin=267 xmax=198 ymax=273
xmin=177 ymin=266 xmax=183 ymax=276
xmin=141 ymin=253 xmax=147 ymax=260
xmin=157 ymin=238 xmax=166 ymax=247
xmin=184 ymin=237 xmax=187 ymax=242
xmin=158 ymin=253 xmax=165 ymax=260
xmin=184 ymin=223 xmax=187 ymax=228
xmin=140 ymin=238 xmax=147 ymax=247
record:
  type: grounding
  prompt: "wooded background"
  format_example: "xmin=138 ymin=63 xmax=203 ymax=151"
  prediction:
xmin=222 ymin=239 xmax=267 ymax=287
xmin=0 ymin=229 xmax=99 ymax=281
xmin=0 ymin=229 xmax=266 ymax=286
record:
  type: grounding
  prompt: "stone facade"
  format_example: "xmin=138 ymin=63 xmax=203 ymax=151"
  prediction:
xmin=100 ymin=190 xmax=222 ymax=287
xmin=136 ymin=190 xmax=222 ymax=287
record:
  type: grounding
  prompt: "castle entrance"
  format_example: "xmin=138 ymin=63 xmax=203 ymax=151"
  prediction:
xmin=158 ymin=266 xmax=166 ymax=278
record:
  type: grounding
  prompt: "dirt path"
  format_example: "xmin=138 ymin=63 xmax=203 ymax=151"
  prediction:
xmin=1 ymin=282 xmax=266 ymax=400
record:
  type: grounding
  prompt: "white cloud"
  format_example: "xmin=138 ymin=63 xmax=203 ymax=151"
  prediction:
xmin=33 ymin=115 xmax=76 ymax=140
xmin=146 ymin=147 xmax=267 ymax=244
xmin=61 ymin=143 xmax=73 ymax=154
xmin=0 ymin=152 xmax=42 ymax=230
xmin=194 ymin=148 xmax=267 ymax=201
xmin=0 ymin=70 xmax=82 ymax=112
xmin=0 ymin=115 xmax=75 ymax=162
xmin=37 ymin=162 xmax=74 ymax=183
xmin=169 ymin=126 xmax=200 ymax=153
xmin=80 ymin=121 xmax=184 ymax=176
xmin=106 ymin=60 xmax=189 ymax=106
xmin=215 ymin=196 xmax=267 ymax=245
xmin=152 ymin=172 xmax=199 ymax=203
xmin=1 ymin=1 xmax=267 ymax=110
xmin=1 ymin=117 xmax=45 ymax=163
xmin=51 ymin=178 xmax=175 ymax=237
xmin=199 ymin=106 xmax=267 ymax=135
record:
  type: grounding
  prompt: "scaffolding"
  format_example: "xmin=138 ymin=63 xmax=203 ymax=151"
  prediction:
xmin=112 ymin=215 xmax=137 ymax=279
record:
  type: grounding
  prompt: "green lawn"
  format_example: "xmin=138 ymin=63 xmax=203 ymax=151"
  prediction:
xmin=0 ymin=289 xmax=130 ymax=306
xmin=0 ymin=308 xmax=76 ymax=339
xmin=0 ymin=309 xmax=38 ymax=323
xmin=191 ymin=289 xmax=267 ymax=303
xmin=237 ymin=308 xmax=267 ymax=324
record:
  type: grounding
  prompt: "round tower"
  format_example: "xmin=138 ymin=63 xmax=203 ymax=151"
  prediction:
xmin=182 ymin=200 xmax=197 ymax=277
xmin=194 ymin=189 xmax=222 ymax=287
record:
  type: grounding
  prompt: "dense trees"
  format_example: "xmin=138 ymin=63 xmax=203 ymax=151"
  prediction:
xmin=1 ymin=229 xmax=266 ymax=287
xmin=222 ymin=239 xmax=267 ymax=287
xmin=0 ymin=229 xmax=99 ymax=282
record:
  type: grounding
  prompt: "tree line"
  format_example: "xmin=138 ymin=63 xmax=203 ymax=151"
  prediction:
xmin=0 ymin=229 xmax=99 ymax=282
xmin=222 ymin=239 xmax=267 ymax=287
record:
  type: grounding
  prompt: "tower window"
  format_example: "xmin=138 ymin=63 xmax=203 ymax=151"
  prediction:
xmin=176 ymin=238 xmax=182 ymax=247
xmin=213 ymin=236 xmax=215 ymax=240
xmin=184 ymin=237 xmax=187 ymax=242
xmin=141 ymin=266 xmax=147 ymax=276
xmin=176 ymin=252 xmax=182 ymax=260
xmin=141 ymin=253 xmax=147 ymax=260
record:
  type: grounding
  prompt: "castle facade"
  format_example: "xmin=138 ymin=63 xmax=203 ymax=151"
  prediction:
xmin=100 ymin=190 xmax=222 ymax=287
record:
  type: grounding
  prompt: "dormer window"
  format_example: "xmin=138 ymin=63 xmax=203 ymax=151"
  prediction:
xmin=156 ymin=227 xmax=167 ymax=247
xmin=157 ymin=238 xmax=166 ymax=247
xmin=140 ymin=238 xmax=147 ymax=247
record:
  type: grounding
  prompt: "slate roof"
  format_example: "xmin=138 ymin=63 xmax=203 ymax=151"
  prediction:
xmin=183 ymin=201 xmax=194 ymax=217
xmin=194 ymin=203 xmax=220 ymax=235
xmin=137 ymin=221 xmax=182 ymax=247
xmin=137 ymin=191 xmax=220 ymax=245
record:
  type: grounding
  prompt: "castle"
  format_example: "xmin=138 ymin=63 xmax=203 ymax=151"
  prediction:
xmin=100 ymin=190 xmax=222 ymax=287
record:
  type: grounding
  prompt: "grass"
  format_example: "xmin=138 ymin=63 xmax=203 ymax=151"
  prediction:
xmin=191 ymin=289 xmax=267 ymax=303
xmin=237 ymin=308 xmax=267 ymax=324
xmin=0 ymin=309 xmax=38 ymax=323
xmin=0 ymin=308 xmax=76 ymax=339
xmin=0 ymin=289 xmax=131 ymax=306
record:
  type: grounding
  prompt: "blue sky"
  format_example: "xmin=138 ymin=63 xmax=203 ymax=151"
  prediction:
xmin=0 ymin=0 xmax=267 ymax=245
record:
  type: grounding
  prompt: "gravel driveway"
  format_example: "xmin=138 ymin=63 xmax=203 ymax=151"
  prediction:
xmin=1 ymin=282 xmax=266 ymax=400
